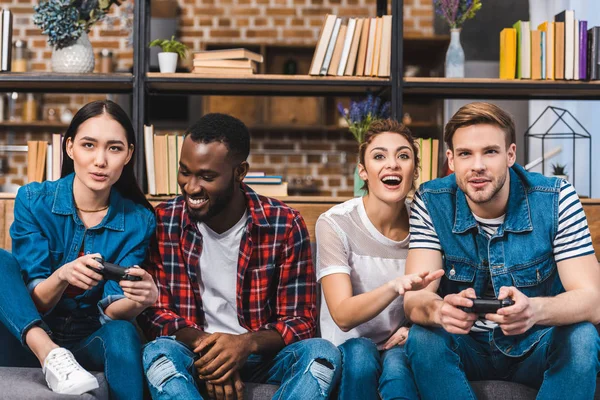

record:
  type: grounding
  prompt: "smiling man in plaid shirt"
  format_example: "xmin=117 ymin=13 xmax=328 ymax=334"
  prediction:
xmin=138 ymin=113 xmax=341 ymax=400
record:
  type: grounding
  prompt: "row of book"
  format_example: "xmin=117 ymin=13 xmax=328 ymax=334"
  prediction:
xmin=309 ymin=14 xmax=392 ymax=77
xmin=26 ymin=134 xmax=62 ymax=184
xmin=414 ymin=138 xmax=440 ymax=188
xmin=143 ymin=125 xmax=184 ymax=195
xmin=191 ymin=48 xmax=263 ymax=75
xmin=0 ymin=9 xmax=12 ymax=72
xmin=243 ymin=173 xmax=288 ymax=196
xmin=500 ymin=10 xmax=600 ymax=80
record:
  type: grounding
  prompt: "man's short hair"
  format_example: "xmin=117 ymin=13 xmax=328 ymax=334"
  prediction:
xmin=185 ymin=113 xmax=250 ymax=163
xmin=444 ymin=102 xmax=516 ymax=151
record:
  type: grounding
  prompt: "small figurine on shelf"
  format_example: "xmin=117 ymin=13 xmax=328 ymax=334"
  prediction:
xmin=149 ymin=36 xmax=188 ymax=73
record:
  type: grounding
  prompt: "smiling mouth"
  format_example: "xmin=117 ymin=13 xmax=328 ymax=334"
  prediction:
xmin=187 ymin=195 xmax=208 ymax=207
xmin=381 ymin=176 xmax=402 ymax=186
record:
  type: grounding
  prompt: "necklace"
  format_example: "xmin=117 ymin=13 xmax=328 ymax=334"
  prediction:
xmin=76 ymin=204 xmax=109 ymax=213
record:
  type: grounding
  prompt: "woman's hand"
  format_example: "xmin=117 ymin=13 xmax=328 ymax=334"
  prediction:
xmin=388 ymin=269 xmax=445 ymax=296
xmin=57 ymin=253 xmax=104 ymax=290
xmin=382 ymin=326 xmax=409 ymax=350
xmin=119 ymin=266 xmax=158 ymax=307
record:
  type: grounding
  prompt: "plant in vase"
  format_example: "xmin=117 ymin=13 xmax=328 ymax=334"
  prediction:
xmin=33 ymin=0 xmax=122 ymax=73
xmin=149 ymin=36 xmax=188 ymax=73
xmin=551 ymin=163 xmax=569 ymax=181
xmin=434 ymin=0 xmax=482 ymax=78
xmin=338 ymin=94 xmax=391 ymax=197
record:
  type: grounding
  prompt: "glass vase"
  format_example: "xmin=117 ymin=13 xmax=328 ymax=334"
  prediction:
xmin=445 ymin=28 xmax=465 ymax=78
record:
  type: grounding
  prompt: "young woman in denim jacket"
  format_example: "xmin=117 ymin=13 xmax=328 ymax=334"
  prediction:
xmin=0 ymin=100 xmax=157 ymax=399
xmin=316 ymin=120 xmax=443 ymax=400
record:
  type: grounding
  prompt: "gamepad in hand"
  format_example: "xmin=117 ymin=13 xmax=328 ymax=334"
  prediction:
xmin=88 ymin=257 xmax=142 ymax=282
xmin=460 ymin=298 xmax=515 ymax=314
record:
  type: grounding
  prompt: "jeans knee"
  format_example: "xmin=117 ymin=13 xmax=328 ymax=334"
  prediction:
xmin=339 ymin=337 xmax=379 ymax=368
xmin=103 ymin=320 xmax=140 ymax=354
xmin=143 ymin=336 xmax=193 ymax=371
xmin=145 ymin=354 xmax=192 ymax=393
xmin=405 ymin=325 xmax=453 ymax=366
xmin=552 ymin=322 xmax=600 ymax=371
xmin=293 ymin=338 xmax=341 ymax=397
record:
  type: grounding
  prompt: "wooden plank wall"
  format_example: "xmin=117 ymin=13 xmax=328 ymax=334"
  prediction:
xmin=0 ymin=198 xmax=599 ymax=260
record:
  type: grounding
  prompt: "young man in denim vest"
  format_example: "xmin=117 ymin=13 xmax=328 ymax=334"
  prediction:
xmin=137 ymin=113 xmax=341 ymax=400
xmin=404 ymin=102 xmax=600 ymax=398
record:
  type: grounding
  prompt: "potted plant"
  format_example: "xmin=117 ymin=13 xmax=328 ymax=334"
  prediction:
xmin=149 ymin=36 xmax=188 ymax=73
xmin=33 ymin=0 xmax=122 ymax=73
xmin=551 ymin=163 xmax=569 ymax=181
xmin=337 ymin=94 xmax=391 ymax=197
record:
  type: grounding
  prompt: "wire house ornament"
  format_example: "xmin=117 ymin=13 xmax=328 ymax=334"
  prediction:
xmin=524 ymin=106 xmax=591 ymax=196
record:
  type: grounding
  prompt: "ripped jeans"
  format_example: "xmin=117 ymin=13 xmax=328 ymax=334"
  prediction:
xmin=142 ymin=336 xmax=341 ymax=400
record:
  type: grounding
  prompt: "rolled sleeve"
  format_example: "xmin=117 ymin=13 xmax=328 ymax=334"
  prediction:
xmin=97 ymin=294 xmax=127 ymax=324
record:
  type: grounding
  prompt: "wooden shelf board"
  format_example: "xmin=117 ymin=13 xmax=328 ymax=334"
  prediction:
xmin=146 ymin=73 xmax=390 ymax=96
xmin=0 ymin=121 xmax=69 ymax=129
xmin=404 ymin=78 xmax=600 ymax=99
xmin=0 ymin=73 xmax=133 ymax=93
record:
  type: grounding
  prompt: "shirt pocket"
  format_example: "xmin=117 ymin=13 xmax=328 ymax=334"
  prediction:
xmin=509 ymin=256 xmax=558 ymax=298
xmin=440 ymin=258 xmax=476 ymax=296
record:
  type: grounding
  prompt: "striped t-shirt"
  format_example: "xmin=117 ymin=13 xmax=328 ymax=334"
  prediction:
xmin=409 ymin=179 xmax=595 ymax=331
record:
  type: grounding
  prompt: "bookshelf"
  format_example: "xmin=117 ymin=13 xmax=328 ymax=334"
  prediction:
xmin=0 ymin=72 xmax=133 ymax=93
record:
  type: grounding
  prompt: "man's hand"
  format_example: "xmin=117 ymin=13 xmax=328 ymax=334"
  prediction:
xmin=194 ymin=333 xmax=253 ymax=384
xmin=437 ymin=288 xmax=478 ymax=334
xmin=485 ymin=286 xmax=538 ymax=336
xmin=388 ymin=270 xmax=445 ymax=295
xmin=205 ymin=371 xmax=244 ymax=400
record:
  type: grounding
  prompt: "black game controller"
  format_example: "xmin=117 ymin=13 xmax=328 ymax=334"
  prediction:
xmin=460 ymin=298 xmax=515 ymax=314
xmin=88 ymin=257 xmax=142 ymax=282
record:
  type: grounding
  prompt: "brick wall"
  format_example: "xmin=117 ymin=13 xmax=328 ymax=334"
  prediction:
xmin=0 ymin=0 xmax=433 ymax=194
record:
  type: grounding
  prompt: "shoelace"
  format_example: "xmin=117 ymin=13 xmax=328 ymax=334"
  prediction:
xmin=49 ymin=351 xmax=81 ymax=379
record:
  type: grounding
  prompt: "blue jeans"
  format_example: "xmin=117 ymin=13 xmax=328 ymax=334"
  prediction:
xmin=0 ymin=250 xmax=145 ymax=400
xmin=337 ymin=337 xmax=418 ymax=400
xmin=406 ymin=323 xmax=600 ymax=399
xmin=143 ymin=336 xmax=342 ymax=400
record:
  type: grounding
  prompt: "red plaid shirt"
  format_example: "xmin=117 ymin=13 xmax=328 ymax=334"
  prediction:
xmin=138 ymin=184 xmax=316 ymax=345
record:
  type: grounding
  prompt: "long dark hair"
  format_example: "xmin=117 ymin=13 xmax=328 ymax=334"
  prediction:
xmin=61 ymin=100 xmax=153 ymax=213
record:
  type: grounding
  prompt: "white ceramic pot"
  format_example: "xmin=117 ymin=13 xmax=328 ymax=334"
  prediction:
xmin=158 ymin=52 xmax=178 ymax=73
xmin=51 ymin=32 xmax=95 ymax=73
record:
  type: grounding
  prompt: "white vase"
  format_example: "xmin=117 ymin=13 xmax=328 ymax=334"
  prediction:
xmin=445 ymin=28 xmax=465 ymax=78
xmin=158 ymin=52 xmax=178 ymax=73
xmin=51 ymin=32 xmax=95 ymax=73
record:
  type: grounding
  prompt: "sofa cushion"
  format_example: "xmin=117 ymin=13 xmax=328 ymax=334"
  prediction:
xmin=0 ymin=367 xmax=109 ymax=400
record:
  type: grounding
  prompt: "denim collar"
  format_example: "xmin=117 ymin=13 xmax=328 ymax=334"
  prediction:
xmin=51 ymin=173 xmax=125 ymax=231
xmin=181 ymin=182 xmax=270 ymax=230
xmin=452 ymin=167 xmax=533 ymax=234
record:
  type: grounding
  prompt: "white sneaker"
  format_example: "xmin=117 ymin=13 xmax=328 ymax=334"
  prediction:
xmin=42 ymin=347 xmax=99 ymax=395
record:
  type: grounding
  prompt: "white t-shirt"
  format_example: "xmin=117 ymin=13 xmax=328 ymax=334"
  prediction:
xmin=196 ymin=211 xmax=249 ymax=335
xmin=316 ymin=197 xmax=410 ymax=349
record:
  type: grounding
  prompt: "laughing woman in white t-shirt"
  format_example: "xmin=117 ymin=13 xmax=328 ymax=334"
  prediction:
xmin=316 ymin=120 xmax=443 ymax=400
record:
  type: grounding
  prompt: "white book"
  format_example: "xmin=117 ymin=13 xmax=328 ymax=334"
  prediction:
xmin=574 ymin=19 xmax=579 ymax=80
xmin=144 ymin=125 xmax=156 ymax=195
xmin=46 ymin=143 xmax=52 ymax=182
xmin=51 ymin=133 xmax=62 ymax=181
xmin=559 ymin=10 xmax=575 ymax=80
xmin=320 ymin=18 xmax=341 ymax=76
xmin=337 ymin=18 xmax=356 ymax=76
xmin=364 ymin=17 xmax=377 ymax=76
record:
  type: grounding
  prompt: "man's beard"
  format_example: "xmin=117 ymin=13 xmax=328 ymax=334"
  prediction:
xmin=459 ymin=171 xmax=507 ymax=205
xmin=186 ymin=179 xmax=235 ymax=223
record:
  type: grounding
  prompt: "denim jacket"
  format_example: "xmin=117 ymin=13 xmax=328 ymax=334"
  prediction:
xmin=418 ymin=164 xmax=564 ymax=357
xmin=10 ymin=174 xmax=155 ymax=343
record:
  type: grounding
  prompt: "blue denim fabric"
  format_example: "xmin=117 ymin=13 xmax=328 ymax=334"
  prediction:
xmin=337 ymin=337 xmax=418 ymax=400
xmin=406 ymin=323 xmax=600 ymax=399
xmin=142 ymin=336 xmax=341 ymax=400
xmin=418 ymin=164 xmax=564 ymax=356
xmin=9 ymin=173 xmax=155 ymax=339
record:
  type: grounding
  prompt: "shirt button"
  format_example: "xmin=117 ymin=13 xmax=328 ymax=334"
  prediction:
xmin=85 ymin=251 xmax=91 ymax=255
xmin=449 ymin=266 xmax=456 ymax=276
xmin=482 ymin=260 xmax=489 ymax=266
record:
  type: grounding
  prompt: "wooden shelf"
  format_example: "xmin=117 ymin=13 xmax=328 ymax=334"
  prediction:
xmin=146 ymin=73 xmax=391 ymax=96
xmin=0 ymin=121 xmax=69 ymax=130
xmin=0 ymin=73 xmax=133 ymax=93
xmin=403 ymin=78 xmax=600 ymax=99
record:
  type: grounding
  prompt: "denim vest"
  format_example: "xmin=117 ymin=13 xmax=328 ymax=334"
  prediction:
xmin=419 ymin=164 xmax=564 ymax=356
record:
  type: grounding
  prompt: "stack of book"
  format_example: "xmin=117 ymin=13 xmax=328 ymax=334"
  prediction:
xmin=309 ymin=14 xmax=392 ymax=77
xmin=414 ymin=138 xmax=440 ymax=188
xmin=144 ymin=125 xmax=185 ymax=195
xmin=26 ymin=134 xmax=63 ymax=183
xmin=500 ymin=10 xmax=600 ymax=80
xmin=192 ymin=48 xmax=264 ymax=75
xmin=243 ymin=173 xmax=288 ymax=197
